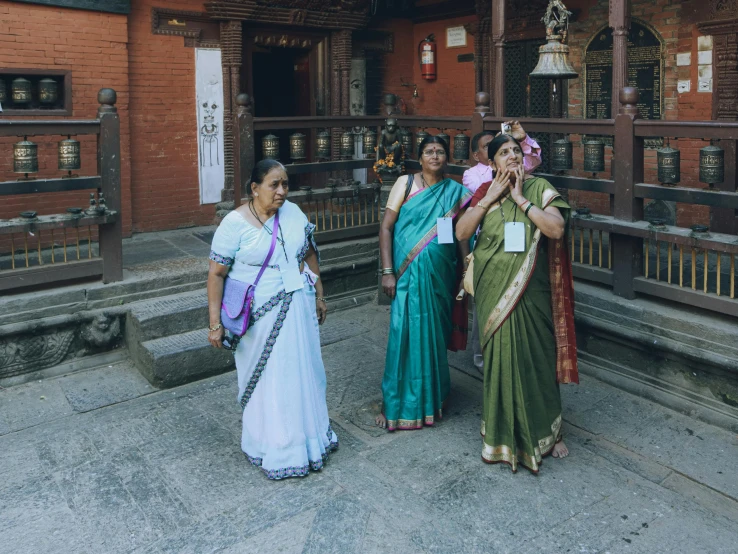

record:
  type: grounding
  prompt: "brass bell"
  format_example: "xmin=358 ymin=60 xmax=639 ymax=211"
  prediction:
xmin=340 ymin=130 xmax=354 ymax=159
xmin=14 ymin=137 xmax=38 ymax=176
xmin=39 ymin=78 xmax=58 ymax=105
xmin=58 ymin=136 xmax=81 ymax=176
xmin=262 ymin=134 xmax=280 ymax=160
xmin=699 ymin=140 xmax=724 ymax=186
xmin=0 ymin=79 xmax=7 ymax=104
xmin=453 ymin=132 xmax=470 ymax=163
xmin=436 ymin=132 xmax=450 ymax=151
xmin=415 ymin=130 xmax=429 ymax=157
xmin=289 ymin=132 xmax=306 ymax=162
xmin=583 ymin=138 xmax=605 ymax=173
xmin=363 ymin=128 xmax=377 ymax=159
xmin=530 ymin=0 xmax=578 ymax=79
xmin=552 ymin=138 xmax=573 ymax=171
xmin=12 ymin=77 xmax=32 ymax=104
xmin=316 ymin=130 xmax=331 ymax=161
xmin=656 ymin=140 xmax=680 ymax=186
xmin=400 ymin=129 xmax=413 ymax=159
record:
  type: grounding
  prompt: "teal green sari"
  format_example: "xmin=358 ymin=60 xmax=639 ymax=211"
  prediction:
xmin=382 ymin=178 xmax=472 ymax=431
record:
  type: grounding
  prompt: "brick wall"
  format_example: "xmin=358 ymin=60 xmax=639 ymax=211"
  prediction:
xmin=0 ymin=0 xmax=132 ymax=237
xmin=566 ymin=0 xmax=713 ymax=227
xmin=127 ymin=0 xmax=215 ymax=233
xmin=377 ymin=15 xmax=476 ymax=117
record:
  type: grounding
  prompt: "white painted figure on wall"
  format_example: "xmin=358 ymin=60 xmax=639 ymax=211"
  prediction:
xmin=195 ymin=48 xmax=226 ymax=204
xmin=200 ymin=101 xmax=220 ymax=167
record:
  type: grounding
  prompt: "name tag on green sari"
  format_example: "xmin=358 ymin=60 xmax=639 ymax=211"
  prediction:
xmin=504 ymin=222 xmax=525 ymax=252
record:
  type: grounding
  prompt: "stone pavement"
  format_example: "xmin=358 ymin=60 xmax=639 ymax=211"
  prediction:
xmin=2 ymin=304 xmax=738 ymax=554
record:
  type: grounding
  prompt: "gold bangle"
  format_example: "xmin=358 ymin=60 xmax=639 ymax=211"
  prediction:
xmin=477 ymin=202 xmax=490 ymax=211
xmin=208 ymin=323 xmax=222 ymax=332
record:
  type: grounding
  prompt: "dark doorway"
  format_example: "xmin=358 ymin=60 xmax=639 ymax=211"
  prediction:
xmin=252 ymin=48 xmax=311 ymax=119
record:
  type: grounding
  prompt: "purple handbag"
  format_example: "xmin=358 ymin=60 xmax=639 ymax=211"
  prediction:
xmin=220 ymin=211 xmax=279 ymax=337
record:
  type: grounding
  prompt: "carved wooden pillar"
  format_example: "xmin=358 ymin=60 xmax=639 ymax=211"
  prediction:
xmin=609 ymin=0 xmax=630 ymax=118
xmin=220 ymin=20 xmax=243 ymax=202
xmin=711 ymin=29 xmax=738 ymax=233
xmin=469 ymin=2 xmax=492 ymax=97
xmin=330 ymin=30 xmax=352 ymax=161
xmin=492 ymin=0 xmax=506 ymax=116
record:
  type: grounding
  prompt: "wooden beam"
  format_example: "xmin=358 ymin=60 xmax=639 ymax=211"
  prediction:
xmin=0 ymin=259 xmax=103 ymax=292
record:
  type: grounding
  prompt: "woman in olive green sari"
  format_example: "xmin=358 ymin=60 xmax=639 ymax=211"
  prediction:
xmin=456 ymin=134 xmax=578 ymax=473
xmin=376 ymin=136 xmax=471 ymax=431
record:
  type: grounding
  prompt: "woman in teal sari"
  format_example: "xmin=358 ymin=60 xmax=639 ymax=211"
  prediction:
xmin=376 ymin=136 xmax=472 ymax=431
xmin=456 ymin=134 xmax=578 ymax=472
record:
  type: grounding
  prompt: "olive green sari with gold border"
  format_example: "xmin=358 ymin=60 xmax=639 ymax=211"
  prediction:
xmin=473 ymin=177 xmax=571 ymax=473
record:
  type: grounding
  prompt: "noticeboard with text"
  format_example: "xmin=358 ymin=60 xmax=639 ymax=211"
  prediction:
xmin=584 ymin=22 xmax=663 ymax=121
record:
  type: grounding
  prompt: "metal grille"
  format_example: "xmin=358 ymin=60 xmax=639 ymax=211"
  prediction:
xmin=505 ymin=39 xmax=551 ymax=173
xmin=504 ymin=43 xmax=526 ymax=118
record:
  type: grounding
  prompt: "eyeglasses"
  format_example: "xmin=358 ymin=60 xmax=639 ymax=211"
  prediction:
xmin=422 ymin=149 xmax=447 ymax=158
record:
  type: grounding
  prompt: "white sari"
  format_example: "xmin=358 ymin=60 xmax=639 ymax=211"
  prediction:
xmin=210 ymin=200 xmax=338 ymax=479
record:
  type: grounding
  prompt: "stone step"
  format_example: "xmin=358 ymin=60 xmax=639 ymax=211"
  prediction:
xmin=136 ymin=328 xmax=235 ymax=388
xmin=127 ymin=289 xmax=209 ymax=343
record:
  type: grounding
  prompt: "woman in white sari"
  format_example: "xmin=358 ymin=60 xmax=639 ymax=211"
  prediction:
xmin=207 ymin=159 xmax=338 ymax=480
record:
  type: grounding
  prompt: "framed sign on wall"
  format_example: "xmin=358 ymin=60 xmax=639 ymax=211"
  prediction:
xmin=446 ymin=26 xmax=467 ymax=49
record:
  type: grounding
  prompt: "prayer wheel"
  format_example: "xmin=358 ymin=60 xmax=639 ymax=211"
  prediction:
xmin=552 ymin=139 xmax=573 ymax=172
xmin=363 ymin=128 xmax=377 ymax=159
xmin=415 ymin=130 xmax=429 ymax=156
xmin=656 ymin=142 xmax=680 ymax=185
xmin=436 ymin=132 xmax=450 ymax=151
xmin=58 ymin=137 xmax=81 ymax=174
xmin=38 ymin=78 xmax=58 ymax=105
xmin=262 ymin=134 xmax=280 ymax=160
xmin=12 ymin=77 xmax=32 ymax=104
xmin=583 ymin=138 xmax=605 ymax=173
xmin=340 ymin=130 xmax=354 ymax=159
xmin=453 ymin=132 xmax=470 ymax=163
xmin=400 ymin=129 xmax=413 ymax=159
xmin=0 ymin=79 xmax=7 ymax=104
xmin=316 ymin=130 xmax=331 ymax=161
xmin=289 ymin=132 xmax=306 ymax=162
xmin=699 ymin=141 xmax=724 ymax=185
xmin=13 ymin=138 xmax=38 ymax=174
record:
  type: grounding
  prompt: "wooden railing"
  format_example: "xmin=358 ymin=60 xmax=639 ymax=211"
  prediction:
xmin=0 ymin=89 xmax=122 ymax=292
xmin=238 ymin=87 xmax=738 ymax=318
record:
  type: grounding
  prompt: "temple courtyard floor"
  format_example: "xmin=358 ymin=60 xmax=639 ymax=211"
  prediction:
xmin=1 ymin=303 xmax=738 ymax=553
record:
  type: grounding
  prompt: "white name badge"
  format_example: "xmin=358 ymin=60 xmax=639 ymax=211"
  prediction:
xmin=280 ymin=262 xmax=304 ymax=293
xmin=504 ymin=222 xmax=526 ymax=252
xmin=437 ymin=217 xmax=454 ymax=244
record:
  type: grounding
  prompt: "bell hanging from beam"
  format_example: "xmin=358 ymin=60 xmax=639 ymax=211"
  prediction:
xmin=530 ymin=0 xmax=578 ymax=79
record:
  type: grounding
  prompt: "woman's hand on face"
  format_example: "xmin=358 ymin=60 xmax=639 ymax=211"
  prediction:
xmin=382 ymin=274 xmax=397 ymax=299
xmin=316 ymin=298 xmax=328 ymax=325
xmin=485 ymin=168 xmax=510 ymax=205
xmin=509 ymin=165 xmax=526 ymax=204
xmin=208 ymin=326 xmax=225 ymax=349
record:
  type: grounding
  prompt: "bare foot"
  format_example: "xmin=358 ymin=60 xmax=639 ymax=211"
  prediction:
xmin=375 ymin=413 xmax=387 ymax=429
xmin=552 ymin=440 xmax=569 ymax=459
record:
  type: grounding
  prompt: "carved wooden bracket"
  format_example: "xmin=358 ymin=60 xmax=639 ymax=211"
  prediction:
xmin=204 ymin=0 xmax=370 ymax=30
xmin=151 ymin=7 xmax=220 ymax=47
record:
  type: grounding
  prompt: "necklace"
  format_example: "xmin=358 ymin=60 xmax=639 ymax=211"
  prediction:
xmin=249 ymin=201 xmax=289 ymax=261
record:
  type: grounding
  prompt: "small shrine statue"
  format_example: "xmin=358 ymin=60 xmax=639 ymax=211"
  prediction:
xmin=374 ymin=118 xmax=404 ymax=182
xmin=542 ymin=0 xmax=573 ymax=41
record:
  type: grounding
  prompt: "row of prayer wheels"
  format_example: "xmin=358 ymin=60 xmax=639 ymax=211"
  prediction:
xmin=0 ymin=77 xmax=59 ymax=105
xmin=262 ymin=129 xmax=472 ymax=163
xmin=12 ymin=136 xmax=81 ymax=177
xmin=552 ymin=137 xmax=725 ymax=186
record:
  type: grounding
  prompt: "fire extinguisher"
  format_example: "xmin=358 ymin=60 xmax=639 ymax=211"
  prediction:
xmin=419 ymin=34 xmax=436 ymax=81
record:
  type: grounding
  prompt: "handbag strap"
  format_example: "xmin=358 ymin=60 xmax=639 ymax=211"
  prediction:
xmin=253 ymin=210 xmax=280 ymax=287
